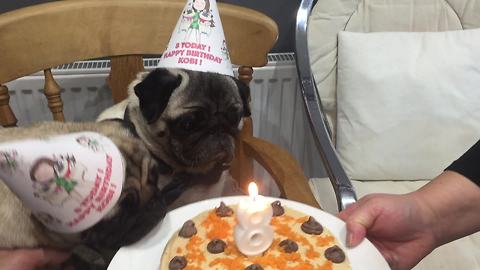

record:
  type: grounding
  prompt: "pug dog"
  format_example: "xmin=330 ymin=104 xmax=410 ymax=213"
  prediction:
xmin=0 ymin=68 xmax=250 ymax=258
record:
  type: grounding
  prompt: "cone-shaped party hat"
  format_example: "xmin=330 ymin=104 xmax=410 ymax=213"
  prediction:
xmin=157 ymin=0 xmax=233 ymax=76
xmin=0 ymin=132 xmax=125 ymax=233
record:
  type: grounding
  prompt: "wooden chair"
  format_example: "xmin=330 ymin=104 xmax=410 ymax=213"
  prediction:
xmin=0 ymin=0 xmax=319 ymax=207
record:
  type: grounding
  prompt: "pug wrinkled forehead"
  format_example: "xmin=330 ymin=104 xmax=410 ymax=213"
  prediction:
xmin=134 ymin=68 xmax=250 ymax=126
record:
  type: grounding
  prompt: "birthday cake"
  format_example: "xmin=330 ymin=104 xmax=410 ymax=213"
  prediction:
xmin=160 ymin=200 xmax=351 ymax=270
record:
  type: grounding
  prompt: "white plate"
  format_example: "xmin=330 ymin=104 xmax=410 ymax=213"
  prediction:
xmin=108 ymin=196 xmax=390 ymax=270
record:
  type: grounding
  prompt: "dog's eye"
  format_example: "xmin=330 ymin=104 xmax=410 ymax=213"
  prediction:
xmin=177 ymin=116 xmax=194 ymax=131
xmin=175 ymin=111 xmax=206 ymax=133
xmin=226 ymin=107 xmax=242 ymax=126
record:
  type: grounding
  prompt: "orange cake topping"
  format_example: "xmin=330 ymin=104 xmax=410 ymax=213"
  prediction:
xmin=161 ymin=201 xmax=350 ymax=270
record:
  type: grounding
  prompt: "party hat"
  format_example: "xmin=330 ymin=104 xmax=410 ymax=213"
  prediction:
xmin=157 ymin=0 xmax=234 ymax=76
xmin=0 ymin=132 xmax=125 ymax=233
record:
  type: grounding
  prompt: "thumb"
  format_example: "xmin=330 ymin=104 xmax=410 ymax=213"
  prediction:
xmin=344 ymin=202 xmax=379 ymax=247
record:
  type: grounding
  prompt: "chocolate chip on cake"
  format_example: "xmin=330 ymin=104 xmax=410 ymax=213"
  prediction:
xmin=279 ymin=239 xmax=298 ymax=253
xmin=215 ymin=201 xmax=234 ymax=217
xmin=178 ymin=220 xmax=197 ymax=238
xmin=301 ymin=216 xmax=324 ymax=235
xmin=271 ymin=200 xmax=285 ymax=216
xmin=245 ymin=264 xmax=264 ymax=270
xmin=324 ymin=245 xmax=346 ymax=263
xmin=207 ymin=239 xmax=227 ymax=254
xmin=169 ymin=256 xmax=187 ymax=270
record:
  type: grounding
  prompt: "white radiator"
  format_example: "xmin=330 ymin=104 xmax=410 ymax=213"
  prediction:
xmin=5 ymin=54 xmax=326 ymax=181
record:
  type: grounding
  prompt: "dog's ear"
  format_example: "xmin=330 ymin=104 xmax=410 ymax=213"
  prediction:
xmin=134 ymin=68 xmax=182 ymax=123
xmin=234 ymin=78 xmax=251 ymax=117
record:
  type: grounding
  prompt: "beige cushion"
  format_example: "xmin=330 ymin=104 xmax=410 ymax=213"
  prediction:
xmin=308 ymin=0 xmax=480 ymax=141
xmin=336 ymin=29 xmax=480 ymax=181
xmin=309 ymin=177 xmax=480 ymax=270
xmin=307 ymin=1 xmax=480 ymax=268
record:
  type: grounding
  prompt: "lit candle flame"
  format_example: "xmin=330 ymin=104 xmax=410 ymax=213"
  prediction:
xmin=248 ymin=182 xmax=258 ymax=199
xmin=236 ymin=181 xmax=273 ymax=256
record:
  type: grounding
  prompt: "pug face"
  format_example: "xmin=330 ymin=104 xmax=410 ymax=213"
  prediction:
xmin=131 ymin=68 xmax=251 ymax=174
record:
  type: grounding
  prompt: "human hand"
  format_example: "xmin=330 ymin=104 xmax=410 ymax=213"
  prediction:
xmin=337 ymin=193 xmax=437 ymax=270
xmin=0 ymin=249 xmax=71 ymax=270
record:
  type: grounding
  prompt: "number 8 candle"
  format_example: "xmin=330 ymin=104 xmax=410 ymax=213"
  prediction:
xmin=234 ymin=182 xmax=274 ymax=256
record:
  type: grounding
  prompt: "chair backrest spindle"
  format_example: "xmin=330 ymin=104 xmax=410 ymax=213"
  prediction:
xmin=0 ymin=85 xmax=17 ymax=127
xmin=108 ymin=56 xmax=145 ymax=103
xmin=43 ymin=69 xmax=65 ymax=122
xmin=238 ymin=66 xmax=254 ymax=85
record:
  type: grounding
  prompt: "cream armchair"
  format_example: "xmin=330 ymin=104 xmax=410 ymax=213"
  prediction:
xmin=296 ymin=0 xmax=480 ymax=269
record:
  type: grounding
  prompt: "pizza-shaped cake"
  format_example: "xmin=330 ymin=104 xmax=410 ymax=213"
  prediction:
xmin=160 ymin=201 xmax=351 ymax=270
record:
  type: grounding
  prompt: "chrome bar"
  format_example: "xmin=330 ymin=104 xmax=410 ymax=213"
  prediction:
xmin=294 ymin=0 xmax=357 ymax=211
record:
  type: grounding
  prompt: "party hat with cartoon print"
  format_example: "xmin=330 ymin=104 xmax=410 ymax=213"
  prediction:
xmin=157 ymin=0 xmax=233 ymax=76
xmin=0 ymin=132 xmax=125 ymax=233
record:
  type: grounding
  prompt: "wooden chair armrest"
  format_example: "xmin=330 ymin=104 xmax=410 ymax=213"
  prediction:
xmin=242 ymin=136 xmax=320 ymax=208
